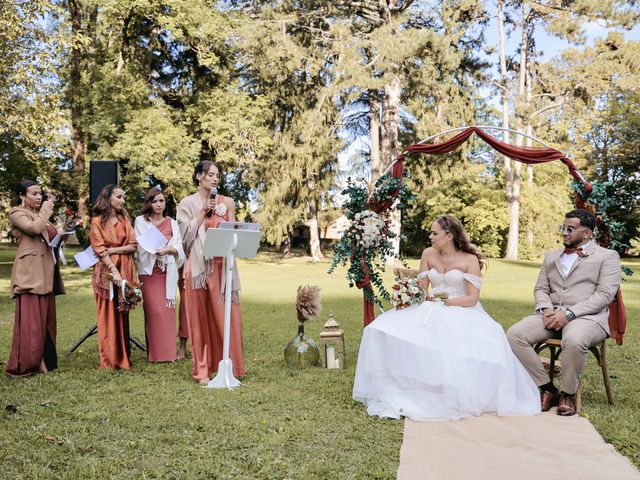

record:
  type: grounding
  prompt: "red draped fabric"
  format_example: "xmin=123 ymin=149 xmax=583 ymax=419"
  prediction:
xmin=358 ymin=127 xmax=625 ymax=342
xmin=609 ymin=289 xmax=626 ymax=346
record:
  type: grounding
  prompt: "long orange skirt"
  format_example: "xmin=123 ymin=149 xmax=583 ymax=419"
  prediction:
xmin=141 ymin=267 xmax=177 ymax=362
xmin=95 ymin=294 xmax=131 ymax=370
xmin=178 ymin=273 xmax=189 ymax=339
xmin=184 ymin=259 xmax=244 ymax=382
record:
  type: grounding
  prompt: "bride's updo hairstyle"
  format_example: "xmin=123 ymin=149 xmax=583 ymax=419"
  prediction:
xmin=436 ymin=215 xmax=485 ymax=270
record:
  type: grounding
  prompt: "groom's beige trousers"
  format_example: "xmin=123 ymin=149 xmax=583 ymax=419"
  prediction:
xmin=507 ymin=315 xmax=607 ymax=394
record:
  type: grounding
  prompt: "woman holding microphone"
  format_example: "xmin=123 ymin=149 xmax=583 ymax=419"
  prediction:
xmin=177 ymin=161 xmax=244 ymax=384
xmin=6 ymin=180 xmax=65 ymax=377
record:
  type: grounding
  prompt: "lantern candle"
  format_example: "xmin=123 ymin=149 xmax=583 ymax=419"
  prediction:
xmin=320 ymin=311 xmax=345 ymax=370
xmin=326 ymin=345 xmax=336 ymax=369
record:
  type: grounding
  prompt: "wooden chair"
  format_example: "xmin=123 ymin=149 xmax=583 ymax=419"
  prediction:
xmin=534 ymin=338 xmax=614 ymax=412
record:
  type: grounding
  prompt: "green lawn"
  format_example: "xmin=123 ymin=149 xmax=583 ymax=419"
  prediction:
xmin=0 ymin=247 xmax=638 ymax=479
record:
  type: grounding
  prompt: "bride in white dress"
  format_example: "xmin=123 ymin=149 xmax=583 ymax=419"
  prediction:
xmin=353 ymin=215 xmax=541 ymax=421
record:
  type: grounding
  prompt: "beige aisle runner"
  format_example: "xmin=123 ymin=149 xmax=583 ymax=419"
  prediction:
xmin=397 ymin=411 xmax=640 ymax=480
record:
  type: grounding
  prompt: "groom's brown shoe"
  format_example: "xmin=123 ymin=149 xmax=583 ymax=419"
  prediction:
xmin=540 ymin=390 xmax=560 ymax=412
xmin=556 ymin=392 xmax=577 ymax=416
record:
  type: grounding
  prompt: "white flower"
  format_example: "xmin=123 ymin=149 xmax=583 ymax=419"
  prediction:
xmin=214 ymin=203 xmax=227 ymax=217
xmin=392 ymin=276 xmax=425 ymax=310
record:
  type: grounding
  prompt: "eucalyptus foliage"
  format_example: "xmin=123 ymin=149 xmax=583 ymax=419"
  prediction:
xmin=328 ymin=173 xmax=415 ymax=305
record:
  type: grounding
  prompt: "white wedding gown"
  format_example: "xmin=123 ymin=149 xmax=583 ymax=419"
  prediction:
xmin=353 ymin=268 xmax=541 ymax=421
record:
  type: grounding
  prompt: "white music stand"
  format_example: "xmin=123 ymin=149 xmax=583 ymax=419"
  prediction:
xmin=202 ymin=222 xmax=261 ymax=389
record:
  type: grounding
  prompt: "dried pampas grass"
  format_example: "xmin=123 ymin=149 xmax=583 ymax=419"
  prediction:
xmin=296 ymin=285 xmax=321 ymax=323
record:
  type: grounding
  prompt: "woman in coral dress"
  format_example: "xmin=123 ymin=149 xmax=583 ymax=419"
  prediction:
xmin=6 ymin=180 xmax=65 ymax=377
xmin=135 ymin=187 xmax=185 ymax=363
xmin=177 ymin=161 xmax=244 ymax=384
xmin=90 ymin=184 xmax=137 ymax=370
xmin=353 ymin=215 xmax=541 ymax=421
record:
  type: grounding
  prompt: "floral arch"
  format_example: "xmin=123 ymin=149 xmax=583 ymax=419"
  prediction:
xmin=328 ymin=126 xmax=627 ymax=344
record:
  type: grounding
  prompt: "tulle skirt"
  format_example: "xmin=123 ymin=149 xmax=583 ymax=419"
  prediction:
xmin=353 ymin=301 xmax=541 ymax=421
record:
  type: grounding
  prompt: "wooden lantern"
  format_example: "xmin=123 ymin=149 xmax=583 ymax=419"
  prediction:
xmin=320 ymin=311 xmax=345 ymax=369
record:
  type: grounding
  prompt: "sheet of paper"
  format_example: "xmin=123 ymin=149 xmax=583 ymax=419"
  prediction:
xmin=137 ymin=224 xmax=168 ymax=253
xmin=74 ymin=246 xmax=99 ymax=270
xmin=49 ymin=230 xmax=76 ymax=248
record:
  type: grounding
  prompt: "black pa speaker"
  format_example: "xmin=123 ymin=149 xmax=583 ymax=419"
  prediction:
xmin=90 ymin=161 xmax=120 ymax=205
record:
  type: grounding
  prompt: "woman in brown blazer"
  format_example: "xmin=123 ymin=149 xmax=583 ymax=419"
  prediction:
xmin=6 ymin=179 xmax=65 ymax=377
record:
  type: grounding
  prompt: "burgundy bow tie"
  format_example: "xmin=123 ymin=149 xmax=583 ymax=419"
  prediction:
xmin=564 ymin=247 xmax=584 ymax=257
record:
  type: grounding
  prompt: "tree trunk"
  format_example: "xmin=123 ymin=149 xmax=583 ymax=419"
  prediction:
xmin=526 ymin=69 xmax=534 ymax=250
xmin=505 ymin=2 xmax=529 ymax=261
xmin=282 ymin=233 xmax=292 ymax=258
xmin=68 ymin=0 xmax=88 ymax=223
xmin=381 ymin=75 xmax=400 ymax=168
xmin=116 ymin=11 xmax=132 ymax=76
xmin=525 ymin=69 xmax=534 ymax=189
xmin=381 ymin=74 xmax=401 ymax=261
xmin=308 ymin=198 xmax=324 ymax=262
xmin=497 ymin=0 xmax=515 ymax=259
xmin=369 ymin=90 xmax=382 ymax=185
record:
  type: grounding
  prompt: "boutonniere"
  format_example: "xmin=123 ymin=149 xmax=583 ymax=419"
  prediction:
xmin=214 ymin=203 xmax=227 ymax=217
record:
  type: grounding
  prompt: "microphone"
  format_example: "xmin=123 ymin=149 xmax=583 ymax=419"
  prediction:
xmin=206 ymin=187 xmax=218 ymax=217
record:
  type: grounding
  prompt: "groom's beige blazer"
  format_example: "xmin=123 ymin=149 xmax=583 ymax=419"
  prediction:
xmin=508 ymin=242 xmax=621 ymax=393
xmin=533 ymin=242 xmax=621 ymax=333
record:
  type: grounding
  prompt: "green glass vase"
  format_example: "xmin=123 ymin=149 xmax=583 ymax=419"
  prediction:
xmin=284 ymin=324 xmax=319 ymax=369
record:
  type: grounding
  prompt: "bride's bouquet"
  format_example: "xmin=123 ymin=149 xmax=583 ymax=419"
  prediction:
xmin=103 ymin=273 xmax=143 ymax=312
xmin=391 ymin=276 xmax=425 ymax=310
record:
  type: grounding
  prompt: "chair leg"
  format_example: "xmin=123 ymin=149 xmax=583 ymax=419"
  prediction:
xmin=576 ymin=378 xmax=582 ymax=412
xmin=600 ymin=342 xmax=614 ymax=405
xmin=549 ymin=346 xmax=556 ymax=382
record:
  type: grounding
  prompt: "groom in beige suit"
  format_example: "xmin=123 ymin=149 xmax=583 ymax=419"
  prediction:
xmin=507 ymin=209 xmax=621 ymax=416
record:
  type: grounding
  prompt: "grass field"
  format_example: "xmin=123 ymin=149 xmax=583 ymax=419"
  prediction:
xmin=0 ymin=247 xmax=638 ymax=479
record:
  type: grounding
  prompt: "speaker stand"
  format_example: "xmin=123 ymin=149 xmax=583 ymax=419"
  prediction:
xmin=66 ymin=324 xmax=146 ymax=356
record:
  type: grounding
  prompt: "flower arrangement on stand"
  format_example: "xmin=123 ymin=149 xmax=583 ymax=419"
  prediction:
xmin=328 ymin=173 xmax=415 ymax=310
xmin=284 ymin=285 xmax=322 ymax=369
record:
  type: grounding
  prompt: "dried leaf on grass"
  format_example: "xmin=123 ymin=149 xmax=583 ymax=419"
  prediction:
xmin=44 ymin=434 xmax=64 ymax=446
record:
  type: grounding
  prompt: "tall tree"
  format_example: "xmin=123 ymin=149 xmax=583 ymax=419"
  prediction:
xmin=0 ymin=1 xmax=64 ymax=207
xmin=234 ymin=2 xmax=343 ymax=261
xmin=494 ymin=0 xmax=639 ymax=259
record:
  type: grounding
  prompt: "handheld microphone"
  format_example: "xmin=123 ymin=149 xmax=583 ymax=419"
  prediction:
xmin=206 ymin=187 xmax=218 ymax=217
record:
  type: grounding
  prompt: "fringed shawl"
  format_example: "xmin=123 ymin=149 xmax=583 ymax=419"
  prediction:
xmin=176 ymin=192 xmax=241 ymax=301
xmin=90 ymin=215 xmax=138 ymax=300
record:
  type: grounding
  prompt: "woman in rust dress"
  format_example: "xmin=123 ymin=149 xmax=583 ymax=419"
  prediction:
xmin=135 ymin=187 xmax=185 ymax=362
xmin=177 ymin=161 xmax=244 ymax=384
xmin=6 ymin=180 xmax=65 ymax=377
xmin=89 ymin=184 xmax=137 ymax=370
